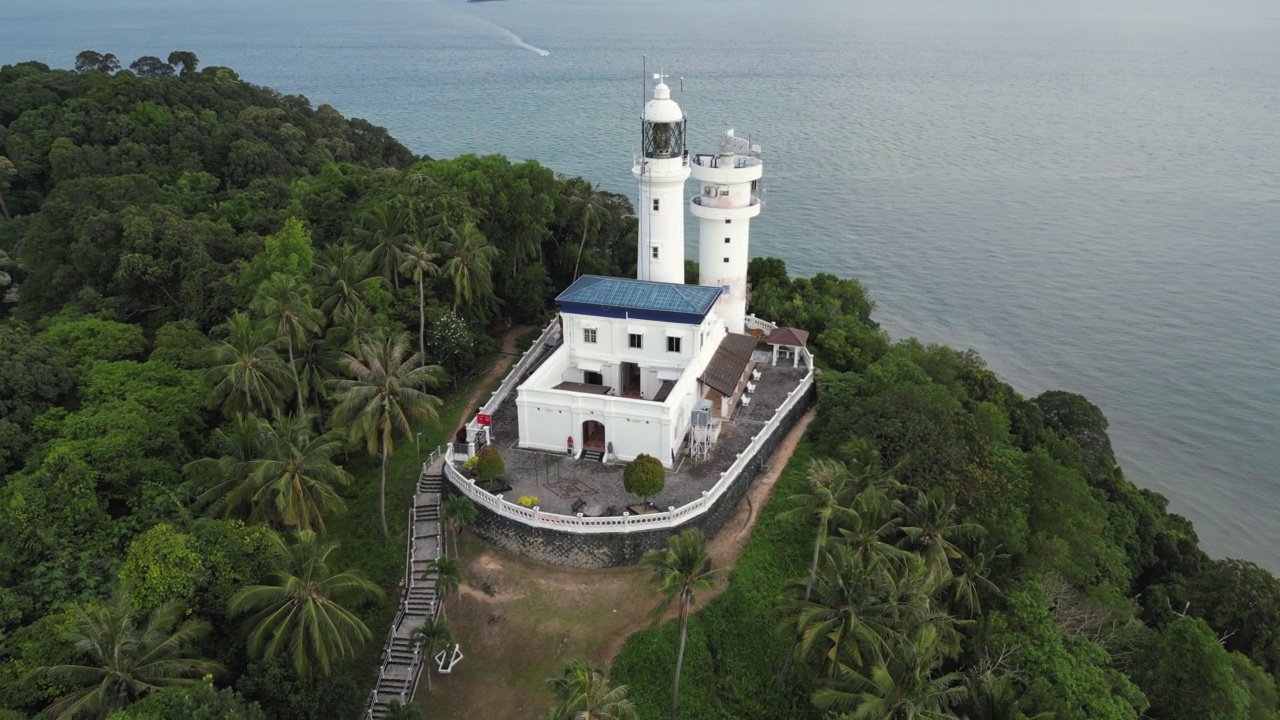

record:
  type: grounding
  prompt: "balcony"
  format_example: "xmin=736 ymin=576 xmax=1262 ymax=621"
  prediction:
xmin=691 ymin=194 xmax=762 ymax=209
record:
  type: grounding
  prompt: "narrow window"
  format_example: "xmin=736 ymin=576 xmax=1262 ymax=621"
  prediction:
xmin=725 ymin=219 xmax=731 ymax=224
xmin=667 ymin=336 xmax=682 ymax=353
xmin=629 ymin=333 xmax=643 ymax=349
xmin=724 ymin=237 xmax=731 ymax=244
xmin=723 ymin=257 xmax=730 ymax=263
xmin=652 ymin=198 xmax=660 ymax=212
xmin=720 ymin=284 xmax=730 ymax=295
xmin=583 ymin=328 xmax=597 ymax=344
xmin=651 ymin=246 xmax=660 ymax=260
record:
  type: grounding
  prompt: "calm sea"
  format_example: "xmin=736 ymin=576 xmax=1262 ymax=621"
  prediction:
xmin=4 ymin=0 xmax=1279 ymax=569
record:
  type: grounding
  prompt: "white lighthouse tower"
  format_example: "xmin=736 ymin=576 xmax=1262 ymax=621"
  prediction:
xmin=633 ymin=75 xmax=690 ymax=284
xmin=691 ymin=129 xmax=763 ymax=333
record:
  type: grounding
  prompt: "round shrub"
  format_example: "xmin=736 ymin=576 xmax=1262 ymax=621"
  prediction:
xmin=624 ymin=454 xmax=665 ymax=498
xmin=475 ymin=445 xmax=505 ymax=482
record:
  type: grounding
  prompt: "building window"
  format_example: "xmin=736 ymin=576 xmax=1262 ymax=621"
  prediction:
xmin=723 ymin=257 xmax=730 ymax=263
xmin=725 ymin=219 xmax=731 ymax=224
xmin=721 ymin=284 xmax=730 ymax=295
xmin=652 ymin=199 xmax=660 ymax=212
xmin=667 ymin=336 xmax=681 ymax=353
xmin=724 ymin=237 xmax=731 ymax=244
xmin=629 ymin=333 xmax=643 ymax=349
xmin=651 ymin=246 xmax=660 ymax=260
xmin=583 ymin=328 xmax=597 ymax=344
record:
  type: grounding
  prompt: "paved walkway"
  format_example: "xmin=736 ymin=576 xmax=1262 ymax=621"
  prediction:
xmin=365 ymin=456 xmax=446 ymax=720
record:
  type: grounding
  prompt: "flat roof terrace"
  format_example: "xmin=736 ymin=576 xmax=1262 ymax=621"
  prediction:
xmin=474 ymin=358 xmax=808 ymax=517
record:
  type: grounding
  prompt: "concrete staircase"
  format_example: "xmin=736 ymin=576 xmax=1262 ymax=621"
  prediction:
xmin=580 ymin=448 xmax=605 ymax=463
xmin=365 ymin=458 xmax=445 ymax=720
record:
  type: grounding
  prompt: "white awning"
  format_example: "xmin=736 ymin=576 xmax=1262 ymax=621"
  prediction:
xmin=665 ymin=329 xmax=685 ymax=338
xmin=656 ymin=368 xmax=682 ymax=381
xmin=579 ymin=321 xmax=599 ymax=329
xmin=577 ymin=359 xmax=603 ymax=373
xmin=626 ymin=325 xmax=644 ymax=335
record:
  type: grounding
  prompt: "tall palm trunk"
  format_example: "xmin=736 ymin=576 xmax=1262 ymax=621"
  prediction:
xmin=672 ymin=594 xmax=690 ymax=719
xmin=780 ymin=530 xmax=824 ymax=682
xmin=418 ymin=274 xmax=426 ymax=359
xmin=286 ymin=330 xmax=305 ymax=416
xmin=574 ymin=223 xmax=589 ymax=280
xmin=379 ymin=426 xmax=391 ymax=537
xmin=0 ymin=191 xmax=10 ymax=222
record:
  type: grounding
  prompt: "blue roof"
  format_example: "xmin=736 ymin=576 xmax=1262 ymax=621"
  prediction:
xmin=556 ymin=276 xmax=721 ymax=323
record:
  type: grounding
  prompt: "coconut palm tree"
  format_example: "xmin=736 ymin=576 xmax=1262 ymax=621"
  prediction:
xmin=315 ymin=242 xmax=375 ymax=318
xmin=399 ymin=238 xmax=440 ymax=358
xmin=545 ymin=658 xmax=638 ymax=720
xmin=331 ymin=331 xmax=447 ymax=537
xmin=441 ymin=495 xmax=478 ymax=558
xmin=230 ymin=530 xmax=382 ymax=677
xmin=205 ymin=312 xmax=290 ymax=418
xmin=186 ymin=413 xmax=261 ymax=519
xmin=812 ymin=624 xmax=968 ymax=720
xmin=567 ymin=181 xmax=606 ymax=280
xmin=961 ymin=673 xmax=1053 ymax=720
xmin=32 ymin=592 xmax=222 ymax=719
xmin=640 ymin=528 xmax=723 ymax=719
xmin=248 ymin=413 xmax=351 ymax=532
xmin=441 ymin=221 xmax=499 ymax=316
xmin=424 ymin=557 xmax=462 ymax=619
xmin=252 ymin=273 xmax=324 ymax=416
xmin=410 ymin=616 xmax=453 ymax=694
xmin=778 ymin=458 xmax=860 ymax=681
xmin=897 ymin=489 xmax=983 ymax=578
xmin=356 ymin=205 xmax=409 ymax=291
xmin=329 ymin=299 xmax=381 ymax=355
xmin=945 ymin=547 xmax=1002 ymax=619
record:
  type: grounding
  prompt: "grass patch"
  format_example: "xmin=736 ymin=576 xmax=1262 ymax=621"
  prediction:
xmin=418 ymin=534 xmax=656 ymax=719
xmin=513 ymin=324 xmax=544 ymax=354
xmin=611 ymin=439 xmax=821 ymax=720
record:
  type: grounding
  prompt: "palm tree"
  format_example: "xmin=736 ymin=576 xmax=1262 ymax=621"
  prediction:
xmin=186 ymin=413 xmax=261 ymax=520
xmin=568 ymin=181 xmax=606 ymax=280
xmin=640 ymin=528 xmax=723 ymax=719
xmin=441 ymin=496 xmax=478 ymax=558
xmin=424 ymin=557 xmax=462 ymax=619
xmin=812 ymin=625 xmax=968 ymax=720
xmin=441 ymin=221 xmax=499 ymax=315
xmin=897 ymin=489 xmax=983 ymax=578
xmin=205 ymin=312 xmax=290 ymax=418
xmin=248 ymin=413 xmax=352 ymax=532
xmin=399 ymin=239 xmax=440 ymax=358
xmin=329 ymin=299 xmax=381 ymax=355
xmin=778 ymin=459 xmax=859 ymax=681
xmin=331 ymin=331 xmax=447 ymax=537
xmin=315 ymin=242 xmax=375 ymax=318
xmin=945 ymin=547 xmax=1002 ymax=619
xmin=356 ymin=205 xmax=409 ymax=291
xmin=385 ymin=699 xmax=424 ymax=720
xmin=783 ymin=545 xmax=909 ymax=679
xmin=410 ymin=616 xmax=453 ymax=694
xmin=31 ymin=592 xmax=222 ymax=719
xmin=252 ymin=273 xmax=324 ymax=416
xmin=545 ymin=659 xmax=638 ymax=720
xmin=961 ymin=674 xmax=1053 ymax=720
xmin=230 ymin=530 xmax=383 ymax=677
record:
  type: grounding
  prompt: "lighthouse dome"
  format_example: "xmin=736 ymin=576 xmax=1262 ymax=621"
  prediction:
xmin=643 ymin=82 xmax=684 ymax=123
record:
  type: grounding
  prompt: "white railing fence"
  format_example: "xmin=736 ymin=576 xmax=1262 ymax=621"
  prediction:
xmin=465 ymin=317 xmax=562 ymax=443
xmin=443 ymin=365 xmax=814 ymax=535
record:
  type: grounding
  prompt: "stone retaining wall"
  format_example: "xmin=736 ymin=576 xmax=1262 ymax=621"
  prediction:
xmin=452 ymin=379 xmax=815 ymax=568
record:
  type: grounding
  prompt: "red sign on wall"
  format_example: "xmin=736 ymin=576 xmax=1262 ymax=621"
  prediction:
xmin=476 ymin=413 xmax=492 ymax=426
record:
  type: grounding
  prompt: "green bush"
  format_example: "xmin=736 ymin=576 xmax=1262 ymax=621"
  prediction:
xmin=475 ymin=445 xmax=505 ymax=482
xmin=623 ymin=454 xmax=664 ymax=498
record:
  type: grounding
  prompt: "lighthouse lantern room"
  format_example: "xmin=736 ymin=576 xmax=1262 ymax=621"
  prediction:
xmin=633 ymin=75 xmax=691 ymax=285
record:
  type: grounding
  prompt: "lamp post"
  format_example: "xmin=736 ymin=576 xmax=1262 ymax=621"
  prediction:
xmin=416 ymin=430 xmax=423 ymax=467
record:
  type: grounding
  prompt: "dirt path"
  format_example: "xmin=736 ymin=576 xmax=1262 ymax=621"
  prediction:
xmin=600 ymin=406 xmax=816 ymax=663
xmin=451 ymin=325 xmax=532 ymax=438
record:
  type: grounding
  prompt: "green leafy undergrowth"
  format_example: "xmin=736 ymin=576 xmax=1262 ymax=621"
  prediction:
xmin=612 ymin=440 xmax=821 ymax=719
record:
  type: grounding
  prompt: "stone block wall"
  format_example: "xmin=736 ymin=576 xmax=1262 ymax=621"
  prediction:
xmin=451 ymin=379 xmax=815 ymax=568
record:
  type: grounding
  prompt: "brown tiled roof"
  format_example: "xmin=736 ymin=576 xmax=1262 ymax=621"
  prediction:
xmin=700 ymin=334 xmax=759 ymax=397
xmin=767 ymin=327 xmax=810 ymax=347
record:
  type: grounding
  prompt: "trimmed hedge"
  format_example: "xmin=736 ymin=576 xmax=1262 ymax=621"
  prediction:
xmin=623 ymin=454 xmax=665 ymax=498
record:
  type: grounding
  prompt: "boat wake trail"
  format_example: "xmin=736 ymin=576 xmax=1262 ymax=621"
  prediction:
xmin=472 ymin=14 xmax=550 ymax=56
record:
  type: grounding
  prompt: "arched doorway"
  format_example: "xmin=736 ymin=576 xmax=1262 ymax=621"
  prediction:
xmin=582 ymin=420 xmax=606 ymax=453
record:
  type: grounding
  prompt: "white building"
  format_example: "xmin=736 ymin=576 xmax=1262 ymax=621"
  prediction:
xmin=514 ymin=75 xmax=766 ymax=468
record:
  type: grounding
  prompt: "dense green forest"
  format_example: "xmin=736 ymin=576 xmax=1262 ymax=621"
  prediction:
xmin=608 ymin=258 xmax=1280 ymax=719
xmin=0 ymin=52 xmax=637 ymax=719
xmin=4 ymin=51 xmax=1280 ymax=720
